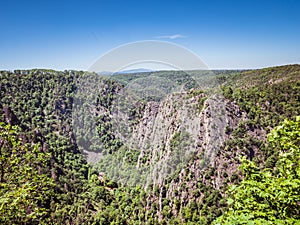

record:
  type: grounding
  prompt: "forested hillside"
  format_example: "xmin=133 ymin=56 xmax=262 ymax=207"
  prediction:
xmin=0 ymin=65 xmax=299 ymax=224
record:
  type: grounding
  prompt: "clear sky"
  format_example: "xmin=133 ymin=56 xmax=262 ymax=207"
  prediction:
xmin=1 ymin=0 xmax=300 ymax=70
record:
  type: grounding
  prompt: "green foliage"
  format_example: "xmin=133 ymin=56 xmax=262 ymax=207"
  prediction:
xmin=215 ymin=117 xmax=300 ymax=224
xmin=0 ymin=122 xmax=55 ymax=224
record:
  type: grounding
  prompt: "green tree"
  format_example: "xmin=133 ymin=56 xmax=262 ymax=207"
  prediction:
xmin=214 ymin=116 xmax=300 ymax=224
xmin=0 ymin=122 xmax=55 ymax=225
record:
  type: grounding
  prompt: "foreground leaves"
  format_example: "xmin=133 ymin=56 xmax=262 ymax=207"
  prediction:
xmin=215 ymin=116 xmax=300 ymax=224
xmin=0 ymin=122 xmax=55 ymax=225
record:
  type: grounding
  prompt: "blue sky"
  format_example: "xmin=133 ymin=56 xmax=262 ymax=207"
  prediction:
xmin=1 ymin=0 xmax=300 ymax=70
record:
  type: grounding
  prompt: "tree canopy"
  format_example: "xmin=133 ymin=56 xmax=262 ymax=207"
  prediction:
xmin=215 ymin=116 xmax=300 ymax=224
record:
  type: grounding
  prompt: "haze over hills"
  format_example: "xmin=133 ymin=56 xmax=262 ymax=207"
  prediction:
xmin=115 ymin=68 xmax=155 ymax=74
xmin=98 ymin=68 xmax=155 ymax=76
xmin=0 ymin=64 xmax=299 ymax=224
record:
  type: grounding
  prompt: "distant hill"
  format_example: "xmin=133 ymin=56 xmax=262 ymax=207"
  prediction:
xmin=97 ymin=68 xmax=155 ymax=76
xmin=115 ymin=68 xmax=155 ymax=74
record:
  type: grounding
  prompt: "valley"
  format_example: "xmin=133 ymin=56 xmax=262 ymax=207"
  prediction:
xmin=0 ymin=65 xmax=299 ymax=224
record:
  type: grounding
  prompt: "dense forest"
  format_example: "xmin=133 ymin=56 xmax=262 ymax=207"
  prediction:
xmin=0 ymin=65 xmax=299 ymax=224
